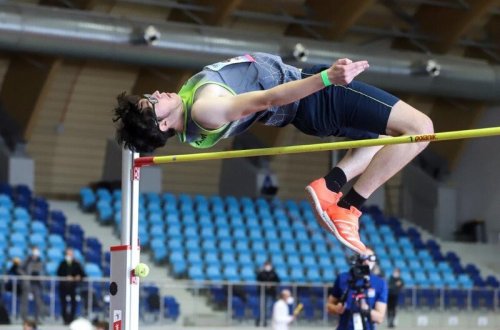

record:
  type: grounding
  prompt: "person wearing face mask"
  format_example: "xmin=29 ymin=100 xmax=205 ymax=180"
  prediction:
xmin=256 ymin=261 xmax=280 ymax=326
xmin=327 ymin=248 xmax=388 ymax=330
xmin=20 ymin=246 xmax=45 ymax=324
xmin=387 ymin=268 xmax=404 ymax=328
xmin=56 ymin=248 xmax=86 ymax=325
xmin=272 ymin=289 xmax=300 ymax=330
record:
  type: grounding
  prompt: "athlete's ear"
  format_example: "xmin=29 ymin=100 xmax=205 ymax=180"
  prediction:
xmin=158 ymin=119 xmax=169 ymax=132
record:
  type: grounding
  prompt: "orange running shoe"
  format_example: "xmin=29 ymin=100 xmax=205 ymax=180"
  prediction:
xmin=305 ymin=178 xmax=342 ymax=232
xmin=326 ymin=204 xmax=366 ymax=254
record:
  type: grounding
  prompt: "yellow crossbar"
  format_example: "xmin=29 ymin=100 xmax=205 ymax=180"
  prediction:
xmin=136 ymin=127 xmax=500 ymax=166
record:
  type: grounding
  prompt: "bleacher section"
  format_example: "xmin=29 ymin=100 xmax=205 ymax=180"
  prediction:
xmin=0 ymin=182 xmax=180 ymax=321
xmin=82 ymin=186 xmax=499 ymax=317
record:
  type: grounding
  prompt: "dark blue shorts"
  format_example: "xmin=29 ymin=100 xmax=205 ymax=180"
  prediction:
xmin=293 ymin=65 xmax=399 ymax=139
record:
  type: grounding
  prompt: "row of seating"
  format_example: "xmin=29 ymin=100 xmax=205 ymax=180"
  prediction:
xmin=81 ymin=187 xmax=499 ymax=292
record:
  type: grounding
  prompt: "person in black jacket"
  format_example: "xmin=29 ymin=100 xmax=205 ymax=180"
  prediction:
xmin=56 ymin=248 xmax=86 ymax=325
xmin=387 ymin=268 xmax=404 ymax=328
xmin=256 ymin=260 xmax=280 ymax=326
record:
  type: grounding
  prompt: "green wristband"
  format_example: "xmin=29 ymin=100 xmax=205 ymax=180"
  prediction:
xmin=320 ymin=70 xmax=332 ymax=87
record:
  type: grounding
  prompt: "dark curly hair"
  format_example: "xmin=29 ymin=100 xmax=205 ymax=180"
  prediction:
xmin=113 ymin=92 xmax=175 ymax=153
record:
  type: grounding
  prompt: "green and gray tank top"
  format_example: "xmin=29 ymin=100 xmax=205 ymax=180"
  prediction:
xmin=177 ymin=53 xmax=302 ymax=148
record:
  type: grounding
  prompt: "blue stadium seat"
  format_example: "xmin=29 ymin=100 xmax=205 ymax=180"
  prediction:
xmin=457 ymin=274 xmax=473 ymax=289
xmin=222 ymin=252 xmax=237 ymax=265
xmin=303 ymin=255 xmax=317 ymax=268
xmin=147 ymin=212 xmax=163 ymax=227
xmin=234 ymin=240 xmax=249 ymax=253
xmin=216 ymin=227 xmax=231 ymax=239
xmin=152 ymin=245 xmax=168 ymax=263
xmin=223 ymin=265 xmax=240 ymax=281
xmin=167 ymin=238 xmax=182 ymax=250
xmin=237 ymin=252 xmax=254 ymax=268
xmin=408 ymin=260 xmax=421 ymax=271
xmin=250 ymin=241 xmax=266 ymax=254
xmin=282 ymin=242 xmax=296 ymax=254
xmin=287 ymin=254 xmax=301 ymax=268
xmin=318 ymin=255 xmax=333 ymax=268
xmin=414 ymin=272 xmax=430 ymax=287
xmin=204 ymin=251 xmax=220 ymax=267
xmin=275 ymin=265 xmax=289 ymax=282
xmin=188 ymin=265 xmax=205 ymax=281
xmin=240 ymin=266 xmax=256 ymax=281
xmin=85 ymin=263 xmax=103 ymax=278
xmin=233 ymin=228 xmax=246 ymax=240
xmin=443 ymin=273 xmax=458 ymax=288
xmin=45 ymin=261 xmax=59 ymax=276
xmin=290 ymin=267 xmax=305 ymax=282
xmin=264 ymin=229 xmax=279 ymax=241
xmin=280 ymin=227 xmax=295 ymax=242
xmin=300 ymin=242 xmax=315 ymax=255
xmin=267 ymin=241 xmax=281 ymax=254
xmin=29 ymin=233 xmax=47 ymax=250
xmin=306 ymin=267 xmax=321 ymax=283
xmin=428 ymin=272 xmax=444 ymax=287
xmin=200 ymin=227 xmax=215 ymax=240
xmin=202 ymin=239 xmax=217 ymax=253
xmin=12 ymin=221 xmax=29 ymax=235
xmin=254 ymin=253 xmax=268 ymax=267
xmin=187 ymin=251 xmax=203 ymax=266
xmin=184 ymin=227 xmax=199 ymax=240
xmin=169 ymin=250 xmax=185 ymax=265
xmin=8 ymin=246 xmax=26 ymax=260
xmin=206 ymin=265 xmax=223 ymax=282
xmin=218 ymin=238 xmax=233 ymax=253
xmin=185 ymin=238 xmax=201 ymax=252
xmin=166 ymin=225 xmax=182 ymax=240
xmin=31 ymin=221 xmax=48 ymax=235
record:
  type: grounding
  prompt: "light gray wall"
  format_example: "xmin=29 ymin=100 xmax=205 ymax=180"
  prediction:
xmin=448 ymin=106 xmax=500 ymax=243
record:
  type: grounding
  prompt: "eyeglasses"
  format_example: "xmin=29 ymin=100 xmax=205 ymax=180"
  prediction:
xmin=143 ymin=94 xmax=159 ymax=128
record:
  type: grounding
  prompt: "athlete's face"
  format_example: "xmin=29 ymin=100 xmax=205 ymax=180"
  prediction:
xmin=138 ymin=91 xmax=182 ymax=132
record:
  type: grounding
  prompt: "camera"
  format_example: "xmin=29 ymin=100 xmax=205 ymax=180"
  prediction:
xmin=348 ymin=254 xmax=372 ymax=282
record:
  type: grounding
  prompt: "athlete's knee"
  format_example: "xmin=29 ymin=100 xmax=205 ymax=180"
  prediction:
xmin=414 ymin=113 xmax=434 ymax=149
xmin=419 ymin=112 xmax=434 ymax=134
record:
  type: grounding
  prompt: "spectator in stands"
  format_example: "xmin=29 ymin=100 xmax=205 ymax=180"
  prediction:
xmin=271 ymin=289 xmax=299 ymax=330
xmin=114 ymin=52 xmax=433 ymax=255
xmin=20 ymin=246 xmax=45 ymax=323
xmin=387 ymin=268 xmax=404 ymax=328
xmin=256 ymin=260 xmax=280 ymax=326
xmin=57 ymin=248 xmax=86 ymax=325
xmin=6 ymin=257 xmax=23 ymax=296
xmin=327 ymin=248 xmax=387 ymax=330
xmin=23 ymin=319 xmax=37 ymax=330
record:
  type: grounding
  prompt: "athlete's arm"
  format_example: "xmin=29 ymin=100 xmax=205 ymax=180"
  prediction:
xmin=192 ymin=58 xmax=368 ymax=129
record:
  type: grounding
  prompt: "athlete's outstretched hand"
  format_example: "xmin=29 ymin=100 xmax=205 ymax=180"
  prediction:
xmin=327 ymin=58 xmax=369 ymax=85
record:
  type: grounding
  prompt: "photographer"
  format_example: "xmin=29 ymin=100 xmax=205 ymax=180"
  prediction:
xmin=327 ymin=248 xmax=387 ymax=330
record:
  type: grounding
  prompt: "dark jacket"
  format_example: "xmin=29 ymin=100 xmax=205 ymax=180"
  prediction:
xmin=388 ymin=275 xmax=404 ymax=296
xmin=57 ymin=259 xmax=86 ymax=291
xmin=256 ymin=268 xmax=280 ymax=297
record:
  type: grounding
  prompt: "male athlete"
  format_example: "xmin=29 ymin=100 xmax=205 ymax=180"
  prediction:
xmin=113 ymin=52 xmax=433 ymax=254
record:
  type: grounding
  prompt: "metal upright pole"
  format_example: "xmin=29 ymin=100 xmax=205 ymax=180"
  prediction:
xmin=109 ymin=149 xmax=141 ymax=330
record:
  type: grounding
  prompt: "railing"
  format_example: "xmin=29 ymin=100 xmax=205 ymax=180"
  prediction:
xmin=0 ymin=275 xmax=498 ymax=326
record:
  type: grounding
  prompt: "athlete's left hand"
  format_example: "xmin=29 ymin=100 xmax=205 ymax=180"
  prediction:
xmin=327 ymin=58 xmax=369 ymax=85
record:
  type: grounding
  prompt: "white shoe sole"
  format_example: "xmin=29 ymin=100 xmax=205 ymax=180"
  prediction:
xmin=305 ymin=186 xmax=365 ymax=255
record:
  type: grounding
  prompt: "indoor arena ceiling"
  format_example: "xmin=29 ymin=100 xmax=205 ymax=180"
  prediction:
xmin=31 ymin=0 xmax=500 ymax=63
xmin=0 ymin=0 xmax=499 ymax=102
